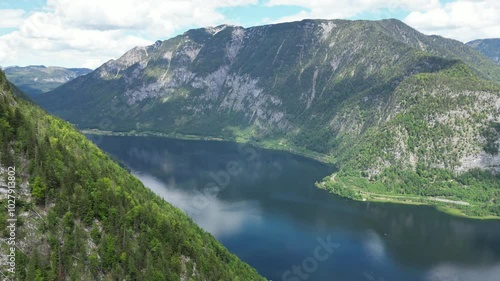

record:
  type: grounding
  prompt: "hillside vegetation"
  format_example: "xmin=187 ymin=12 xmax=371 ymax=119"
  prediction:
xmin=319 ymin=65 xmax=500 ymax=217
xmin=0 ymin=71 xmax=265 ymax=280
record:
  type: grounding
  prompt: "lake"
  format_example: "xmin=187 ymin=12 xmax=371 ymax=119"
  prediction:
xmin=90 ymin=135 xmax=500 ymax=281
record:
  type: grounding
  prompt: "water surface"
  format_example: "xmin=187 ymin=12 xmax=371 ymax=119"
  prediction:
xmin=92 ymin=135 xmax=500 ymax=281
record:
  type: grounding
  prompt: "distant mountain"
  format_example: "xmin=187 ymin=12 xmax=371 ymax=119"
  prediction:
xmin=0 ymin=70 xmax=265 ymax=280
xmin=3 ymin=65 xmax=92 ymax=95
xmin=467 ymin=38 xmax=500 ymax=64
xmin=37 ymin=19 xmax=500 ymax=217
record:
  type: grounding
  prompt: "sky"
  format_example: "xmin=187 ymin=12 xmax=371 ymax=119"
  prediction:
xmin=0 ymin=0 xmax=498 ymax=69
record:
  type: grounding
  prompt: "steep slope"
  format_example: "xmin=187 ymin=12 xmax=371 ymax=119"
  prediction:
xmin=0 ymin=71 xmax=264 ymax=280
xmin=36 ymin=19 xmax=500 ymax=217
xmin=467 ymin=38 xmax=500 ymax=65
xmin=37 ymin=19 xmax=500 ymax=133
xmin=3 ymin=65 xmax=92 ymax=95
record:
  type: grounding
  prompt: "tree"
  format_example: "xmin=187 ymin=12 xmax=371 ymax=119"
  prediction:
xmin=31 ymin=176 xmax=46 ymax=203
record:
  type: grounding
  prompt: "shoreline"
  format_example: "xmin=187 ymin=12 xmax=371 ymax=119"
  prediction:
xmin=366 ymin=197 xmax=500 ymax=220
xmin=82 ymin=128 xmax=500 ymax=220
xmin=316 ymin=180 xmax=500 ymax=220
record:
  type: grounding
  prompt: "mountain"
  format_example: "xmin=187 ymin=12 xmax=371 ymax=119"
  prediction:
xmin=3 ymin=65 xmax=92 ymax=95
xmin=36 ymin=19 xmax=500 ymax=217
xmin=467 ymin=38 xmax=500 ymax=65
xmin=0 ymin=71 xmax=264 ymax=280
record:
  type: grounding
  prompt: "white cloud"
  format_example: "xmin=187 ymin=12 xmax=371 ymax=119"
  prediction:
xmin=0 ymin=39 xmax=13 ymax=62
xmin=0 ymin=0 xmax=257 ymax=68
xmin=0 ymin=0 xmax=498 ymax=68
xmin=0 ymin=9 xmax=26 ymax=28
xmin=0 ymin=11 xmax=152 ymax=68
xmin=404 ymin=0 xmax=500 ymax=42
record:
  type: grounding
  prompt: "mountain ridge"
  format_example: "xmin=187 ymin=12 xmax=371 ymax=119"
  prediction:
xmin=3 ymin=65 xmax=92 ymax=95
xmin=467 ymin=38 xmax=500 ymax=65
xmin=35 ymin=18 xmax=500 ymax=217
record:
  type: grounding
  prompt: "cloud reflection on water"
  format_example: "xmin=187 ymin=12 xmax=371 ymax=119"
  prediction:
xmin=363 ymin=230 xmax=386 ymax=263
xmin=133 ymin=171 xmax=262 ymax=237
xmin=426 ymin=263 xmax=500 ymax=281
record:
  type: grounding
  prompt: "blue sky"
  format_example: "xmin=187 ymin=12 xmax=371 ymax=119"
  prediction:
xmin=0 ymin=0 xmax=498 ymax=68
xmin=0 ymin=0 xmax=45 ymax=10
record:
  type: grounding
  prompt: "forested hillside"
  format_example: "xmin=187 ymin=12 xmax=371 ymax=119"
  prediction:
xmin=318 ymin=64 xmax=500 ymax=217
xmin=0 ymin=70 xmax=264 ymax=280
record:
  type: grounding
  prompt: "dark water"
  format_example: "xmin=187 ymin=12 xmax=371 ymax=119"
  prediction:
xmin=91 ymin=135 xmax=500 ymax=281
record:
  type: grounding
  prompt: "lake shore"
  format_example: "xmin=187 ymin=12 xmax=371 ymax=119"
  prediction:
xmin=82 ymin=129 xmax=500 ymax=220
xmin=316 ymin=178 xmax=500 ymax=220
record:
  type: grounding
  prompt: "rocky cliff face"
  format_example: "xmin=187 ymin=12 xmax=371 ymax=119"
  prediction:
xmin=37 ymin=19 xmax=500 ymax=176
xmin=356 ymin=76 xmax=500 ymax=175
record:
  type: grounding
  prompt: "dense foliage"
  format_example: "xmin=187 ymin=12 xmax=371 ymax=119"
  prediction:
xmin=0 ymin=71 xmax=265 ymax=280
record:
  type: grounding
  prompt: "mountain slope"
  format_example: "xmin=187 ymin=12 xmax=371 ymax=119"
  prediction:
xmin=318 ymin=66 xmax=500 ymax=217
xmin=467 ymin=38 xmax=500 ymax=65
xmin=3 ymin=65 xmax=92 ymax=95
xmin=0 ymin=71 xmax=265 ymax=280
xmin=36 ymin=19 xmax=500 ymax=217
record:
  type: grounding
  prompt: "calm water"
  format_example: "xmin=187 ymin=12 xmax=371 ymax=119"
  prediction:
xmin=91 ymin=135 xmax=500 ymax=281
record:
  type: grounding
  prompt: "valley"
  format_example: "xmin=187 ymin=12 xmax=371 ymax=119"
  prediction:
xmin=1 ymin=9 xmax=500 ymax=280
xmin=34 ymin=19 xmax=500 ymax=218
